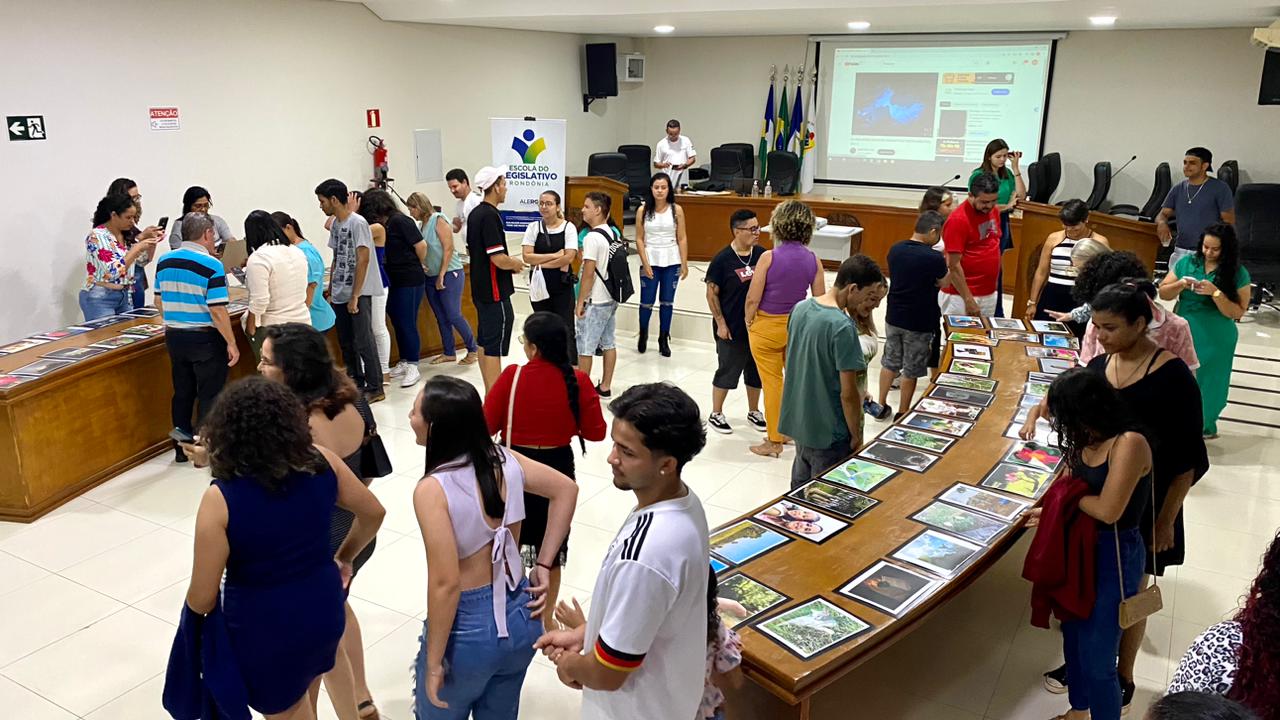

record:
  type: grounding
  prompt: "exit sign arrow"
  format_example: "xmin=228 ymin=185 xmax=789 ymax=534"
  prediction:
xmin=8 ymin=121 xmax=25 ymax=136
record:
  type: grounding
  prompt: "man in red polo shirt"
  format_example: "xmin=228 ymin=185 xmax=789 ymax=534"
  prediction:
xmin=939 ymin=172 xmax=1002 ymax=317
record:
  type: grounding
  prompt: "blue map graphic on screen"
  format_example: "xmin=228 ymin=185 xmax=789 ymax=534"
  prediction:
xmin=857 ymin=89 xmax=925 ymax=126
xmin=851 ymin=72 xmax=938 ymax=138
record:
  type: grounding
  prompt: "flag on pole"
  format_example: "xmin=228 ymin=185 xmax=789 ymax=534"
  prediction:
xmin=775 ymin=80 xmax=789 ymax=152
xmin=800 ymin=72 xmax=818 ymax=193
xmin=759 ymin=78 xmax=775 ymax=179
xmin=786 ymin=78 xmax=804 ymax=155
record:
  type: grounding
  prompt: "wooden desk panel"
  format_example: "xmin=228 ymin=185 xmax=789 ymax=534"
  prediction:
xmin=722 ymin=331 xmax=1043 ymax=716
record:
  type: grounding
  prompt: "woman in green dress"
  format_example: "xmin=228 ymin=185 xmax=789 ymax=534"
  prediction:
xmin=1158 ymin=222 xmax=1251 ymax=438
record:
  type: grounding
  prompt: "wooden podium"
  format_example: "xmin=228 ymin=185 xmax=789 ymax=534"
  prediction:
xmin=1011 ymin=202 xmax=1162 ymax=312
xmin=565 ymin=176 xmax=626 ymax=228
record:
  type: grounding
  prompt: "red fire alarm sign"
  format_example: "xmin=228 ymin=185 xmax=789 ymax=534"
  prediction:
xmin=366 ymin=109 xmax=381 ymax=128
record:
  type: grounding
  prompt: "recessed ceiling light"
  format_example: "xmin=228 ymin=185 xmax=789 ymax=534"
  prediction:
xmin=847 ymin=21 xmax=871 ymax=31
xmin=1089 ymin=15 xmax=1117 ymax=26
xmin=654 ymin=25 xmax=675 ymax=34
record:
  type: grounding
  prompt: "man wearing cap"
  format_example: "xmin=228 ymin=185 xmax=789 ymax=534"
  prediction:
xmin=468 ymin=165 xmax=527 ymax=391
xmin=1156 ymin=147 xmax=1236 ymax=270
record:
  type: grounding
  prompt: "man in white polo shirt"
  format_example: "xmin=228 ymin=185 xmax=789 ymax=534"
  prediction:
xmin=446 ymin=167 xmax=480 ymax=264
xmin=653 ymin=119 xmax=696 ymax=189
xmin=536 ymin=382 xmax=710 ymax=720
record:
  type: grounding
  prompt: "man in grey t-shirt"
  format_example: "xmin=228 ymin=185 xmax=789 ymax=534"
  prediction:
xmin=1156 ymin=146 xmax=1236 ymax=269
xmin=316 ymin=178 xmax=384 ymax=399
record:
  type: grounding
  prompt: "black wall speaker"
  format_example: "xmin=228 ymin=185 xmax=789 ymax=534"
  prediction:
xmin=583 ymin=43 xmax=618 ymax=98
xmin=1260 ymin=49 xmax=1280 ymax=105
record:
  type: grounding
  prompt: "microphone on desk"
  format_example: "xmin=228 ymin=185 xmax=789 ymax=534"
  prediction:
xmin=1111 ymin=155 xmax=1138 ymax=180
xmin=936 ymin=173 xmax=962 ymax=189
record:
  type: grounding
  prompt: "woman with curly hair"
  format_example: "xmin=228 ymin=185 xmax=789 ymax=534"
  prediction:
xmin=1169 ymin=531 xmax=1280 ymax=720
xmin=175 ymin=377 xmax=386 ymax=720
xmin=743 ymin=200 xmax=826 ymax=457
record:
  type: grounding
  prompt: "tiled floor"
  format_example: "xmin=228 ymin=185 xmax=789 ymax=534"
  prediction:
xmin=2 ymin=299 xmax=1278 ymax=720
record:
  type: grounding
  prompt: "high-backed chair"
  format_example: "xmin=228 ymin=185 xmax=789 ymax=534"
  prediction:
xmin=720 ymin=143 xmax=756 ymax=179
xmin=1083 ymin=161 xmax=1112 ymax=211
xmin=1218 ymin=160 xmax=1240 ymax=195
xmin=1025 ymin=161 xmax=1041 ymax=205
xmin=1110 ymin=162 xmax=1172 ymax=221
xmin=588 ymin=152 xmax=632 ymax=224
xmin=616 ymin=144 xmax=650 ymax=224
xmin=764 ymin=151 xmax=801 ymax=196
xmin=696 ymin=147 xmax=747 ymax=190
xmin=1033 ymin=152 xmax=1061 ymax=204
xmin=1236 ymin=183 xmax=1280 ymax=310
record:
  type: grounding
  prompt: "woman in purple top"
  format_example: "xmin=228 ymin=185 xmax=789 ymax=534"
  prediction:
xmin=409 ymin=376 xmax=578 ymax=719
xmin=743 ymin=201 xmax=826 ymax=458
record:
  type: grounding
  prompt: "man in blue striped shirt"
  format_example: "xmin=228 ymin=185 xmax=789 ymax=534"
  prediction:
xmin=155 ymin=212 xmax=240 ymax=462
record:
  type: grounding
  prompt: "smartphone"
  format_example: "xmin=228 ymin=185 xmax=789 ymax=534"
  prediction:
xmin=168 ymin=427 xmax=195 ymax=444
xmin=157 ymin=216 xmax=170 ymax=230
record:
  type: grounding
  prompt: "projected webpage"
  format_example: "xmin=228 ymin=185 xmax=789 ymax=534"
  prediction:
xmin=823 ymin=43 xmax=1052 ymax=187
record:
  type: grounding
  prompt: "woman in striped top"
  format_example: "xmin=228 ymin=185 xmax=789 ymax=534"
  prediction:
xmin=1025 ymin=199 xmax=1110 ymax=333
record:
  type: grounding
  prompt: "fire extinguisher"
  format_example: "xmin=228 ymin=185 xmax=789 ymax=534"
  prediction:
xmin=369 ymin=135 xmax=389 ymax=188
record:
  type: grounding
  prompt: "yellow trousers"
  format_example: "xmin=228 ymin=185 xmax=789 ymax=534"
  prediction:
xmin=748 ymin=311 xmax=790 ymax=443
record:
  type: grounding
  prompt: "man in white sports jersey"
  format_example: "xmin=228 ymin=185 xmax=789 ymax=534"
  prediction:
xmin=536 ymin=382 xmax=710 ymax=720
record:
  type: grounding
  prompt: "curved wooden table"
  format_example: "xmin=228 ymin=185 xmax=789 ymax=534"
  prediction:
xmin=721 ymin=327 xmax=1054 ymax=719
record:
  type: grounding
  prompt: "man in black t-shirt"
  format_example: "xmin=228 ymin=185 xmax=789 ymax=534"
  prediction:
xmin=704 ymin=209 xmax=767 ymax=435
xmin=877 ymin=210 xmax=949 ymax=420
xmin=467 ymin=165 xmax=526 ymax=391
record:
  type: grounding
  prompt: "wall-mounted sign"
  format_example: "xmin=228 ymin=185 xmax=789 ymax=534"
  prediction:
xmin=149 ymin=107 xmax=180 ymax=131
xmin=7 ymin=116 xmax=46 ymax=141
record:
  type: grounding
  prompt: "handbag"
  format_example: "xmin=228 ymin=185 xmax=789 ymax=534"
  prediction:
xmin=1116 ymin=470 xmax=1163 ymax=629
xmin=356 ymin=398 xmax=393 ymax=480
xmin=503 ymin=365 xmax=522 ymax=449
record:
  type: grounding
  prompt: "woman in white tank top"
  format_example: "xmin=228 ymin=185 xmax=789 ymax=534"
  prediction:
xmin=634 ymin=172 xmax=689 ymax=357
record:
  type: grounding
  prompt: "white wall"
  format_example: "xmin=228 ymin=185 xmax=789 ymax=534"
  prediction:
xmin=0 ymin=0 xmax=625 ymax=342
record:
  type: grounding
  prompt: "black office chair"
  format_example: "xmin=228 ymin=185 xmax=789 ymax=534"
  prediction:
xmin=1034 ymin=152 xmax=1061 ymax=204
xmin=720 ymin=142 xmax=756 ymax=179
xmin=764 ymin=151 xmax=801 ymax=196
xmin=588 ymin=152 xmax=631 ymax=224
xmin=1218 ymin=160 xmax=1240 ymax=195
xmin=1025 ymin=161 xmax=1041 ymax=205
xmin=616 ymin=144 xmax=650 ymax=225
xmin=1110 ymin=162 xmax=1172 ymax=221
xmin=1082 ymin=161 xmax=1112 ymax=211
xmin=1236 ymin=183 xmax=1280 ymax=311
xmin=694 ymin=147 xmax=747 ymax=191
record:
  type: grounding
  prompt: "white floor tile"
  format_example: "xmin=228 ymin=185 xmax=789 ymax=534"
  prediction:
xmin=347 ymin=533 xmax=428 ymax=618
xmin=91 ymin=468 xmax=212 ymax=526
xmin=60 ymin=527 xmax=193 ymax=604
xmin=1171 ymin=566 xmax=1253 ymax=627
xmin=0 ymin=575 xmax=124 ymax=668
xmin=0 ymin=550 xmax=51 ymax=598
xmin=0 ymin=674 xmax=78 ymax=720
xmin=82 ymin=672 xmax=167 ymax=720
xmin=370 ymin=473 xmax=425 ymax=537
xmin=2 ymin=607 xmax=172 ymax=716
xmin=131 ymin=578 xmax=189 ymax=626
xmin=0 ymin=497 xmax=97 ymax=544
xmin=0 ymin=504 xmax=159 ymax=572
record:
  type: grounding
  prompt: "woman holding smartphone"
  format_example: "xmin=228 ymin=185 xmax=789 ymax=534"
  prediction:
xmin=969 ymin=139 xmax=1026 ymax=317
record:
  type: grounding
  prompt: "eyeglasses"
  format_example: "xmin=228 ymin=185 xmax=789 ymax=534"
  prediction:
xmin=192 ymin=201 xmax=212 ymax=211
xmin=734 ymin=225 xmax=761 ymax=234
xmin=537 ymin=201 xmax=557 ymax=208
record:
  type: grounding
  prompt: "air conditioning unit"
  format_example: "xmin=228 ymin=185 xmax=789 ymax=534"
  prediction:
xmin=620 ymin=54 xmax=645 ymax=82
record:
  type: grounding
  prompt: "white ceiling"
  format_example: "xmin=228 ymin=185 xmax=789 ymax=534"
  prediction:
xmin=346 ymin=0 xmax=1278 ymax=36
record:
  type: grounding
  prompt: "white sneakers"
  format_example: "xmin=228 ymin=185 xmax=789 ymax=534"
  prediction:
xmin=389 ymin=360 xmax=422 ymax=387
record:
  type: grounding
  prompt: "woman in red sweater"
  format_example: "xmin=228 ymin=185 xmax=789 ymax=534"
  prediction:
xmin=484 ymin=312 xmax=607 ymax=629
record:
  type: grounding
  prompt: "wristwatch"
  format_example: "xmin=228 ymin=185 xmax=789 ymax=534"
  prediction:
xmin=1213 ymin=289 xmax=1223 ymax=299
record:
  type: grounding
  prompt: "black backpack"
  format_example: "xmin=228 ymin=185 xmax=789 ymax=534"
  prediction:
xmin=591 ymin=228 xmax=634 ymax=304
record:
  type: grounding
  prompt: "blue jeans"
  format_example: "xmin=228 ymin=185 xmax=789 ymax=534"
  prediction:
xmin=425 ymin=270 xmax=477 ymax=357
xmin=387 ymin=284 xmax=425 ymax=362
xmin=639 ymin=264 xmax=680 ymax=335
xmin=1061 ymin=527 xmax=1144 ymax=720
xmin=791 ymin=436 xmax=854 ymax=490
xmin=414 ymin=579 xmax=541 ymax=720
xmin=131 ymin=264 xmax=148 ymax=309
xmin=79 ymin=286 xmax=131 ymax=321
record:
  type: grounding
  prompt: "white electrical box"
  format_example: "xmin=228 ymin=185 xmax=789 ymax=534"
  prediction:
xmin=620 ymin=54 xmax=645 ymax=82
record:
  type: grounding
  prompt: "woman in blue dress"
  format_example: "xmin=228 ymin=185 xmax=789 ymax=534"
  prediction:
xmin=183 ymin=377 xmax=386 ymax=719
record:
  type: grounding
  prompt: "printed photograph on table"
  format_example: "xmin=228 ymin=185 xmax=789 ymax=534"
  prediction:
xmin=121 ymin=307 xmax=161 ymax=318
xmin=754 ymin=597 xmax=872 ymax=660
xmin=1031 ymin=320 xmax=1070 ymax=334
xmin=1012 ymin=406 xmax=1030 ymax=424
xmin=859 ymin=441 xmax=939 ymax=473
xmin=1002 ymin=441 xmax=1064 ymax=473
xmin=1005 ymin=419 xmax=1058 ymax=447
xmin=716 ymin=573 xmax=789 ymax=629
xmin=31 ymin=327 xmax=90 ymax=340
xmin=980 ymin=461 xmax=1053 ymax=499
xmin=77 ymin=315 xmax=131 ymax=329
xmin=9 ymin=358 xmax=76 ymax=377
xmin=0 ymin=339 xmax=49 ymax=354
xmin=934 ymin=373 xmax=997 ymax=393
xmin=911 ymin=501 xmax=1010 ymax=545
xmin=754 ymin=501 xmax=848 ymax=543
xmin=820 ymin=457 xmax=900 ymax=493
xmin=891 ymin=528 xmax=983 ymax=578
xmin=1017 ymin=393 xmax=1042 ymax=408
xmin=787 ymin=480 xmax=880 ymax=521
xmin=900 ymin=411 xmax=972 ymax=438
xmin=838 ymin=560 xmax=940 ymax=617
xmin=916 ymin=397 xmax=983 ymax=421
xmin=936 ymin=483 xmax=1032 ymax=521
xmin=927 ymin=385 xmax=994 ymax=407
xmin=119 ymin=323 xmax=166 ymax=337
xmin=89 ymin=335 xmax=143 ymax=350
xmin=1038 ymin=358 xmax=1075 ymax=375
xmin=946 ymin=315 xmax=984 ymax=329
xmin=710 ymin=557 xmax=729 ymax=574
xmin=1027 ymin=371 xmax=1057 ymax=384
xmin=1042 ymin=335 xmax=1078 ymax=349
xmin=952 ymin=344 xmax=992 ymax=361
xmin=880 ymin=426 xmax=955 ymax=453
xmin=989 ymin=317 xmax=1026 ymax=331
xmin=0 ymin=374 xmax=34 ymax=390
xmin=948 ymin=359 xmax=992 ymax=378
xmin=709 ymin=520 xmax=792 ymax=565
xmin=40 ymin=346 xmax=108 ymax=361
xmin=990 ymin=330 xmax=1040 ymax=343
xmin=947 ymin=332 xmax=997 ymax=347
xmin=1024 ymin=380 xmax=1050 ymax=397
xmin=1026 ymin=347 xmax=1079 ymax=362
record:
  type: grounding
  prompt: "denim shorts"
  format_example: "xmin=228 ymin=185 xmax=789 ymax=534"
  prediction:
xmin=413 ymin=579 xmax=542 ymax=720
xmin=882 ymin=324 xmax=935 ymax=378
xmin=575 ymin=301 xmax=617 ymax=356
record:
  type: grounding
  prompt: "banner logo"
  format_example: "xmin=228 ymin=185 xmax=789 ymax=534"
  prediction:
xmin=511 ymin=129 xmax=547 ymax=164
